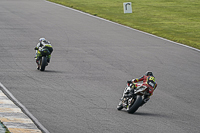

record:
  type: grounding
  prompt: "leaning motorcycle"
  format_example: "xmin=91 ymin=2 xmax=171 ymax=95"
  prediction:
xmin=117 ymin=82 xmax=150 ymax=114
xmin=36 ymin=47 xmax=51 ymax=71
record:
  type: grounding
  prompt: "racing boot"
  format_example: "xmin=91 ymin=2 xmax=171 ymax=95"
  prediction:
xmin=35 ymin=57 xmax=40 ymax=70
xmin=47 ymin=58 xmax=50 ymax=63
xmin=140 ymin=96 xmax=150 ymax=106
xmin=47 ymin=55 xmax=51 ymax=63
xmin=117 ymin=101 xmax=123 ymax=110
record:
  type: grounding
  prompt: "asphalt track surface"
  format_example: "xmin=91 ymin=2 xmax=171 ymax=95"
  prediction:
xmin=0 ymin=0 xmax=200 ymax=133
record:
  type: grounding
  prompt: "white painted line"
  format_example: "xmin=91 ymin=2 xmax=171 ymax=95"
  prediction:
xmin=45 ymin=0 xmax=200 ymax=52
xmin=0 ymin=82 xmax=50 ymax=133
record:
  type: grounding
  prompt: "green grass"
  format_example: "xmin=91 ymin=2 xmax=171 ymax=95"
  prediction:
xmin=48 ymin=0 xmax=200 ymax=50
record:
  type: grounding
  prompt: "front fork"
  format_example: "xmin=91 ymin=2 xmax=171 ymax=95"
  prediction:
xmin=119 ymin=96 xmax=135 ymax=109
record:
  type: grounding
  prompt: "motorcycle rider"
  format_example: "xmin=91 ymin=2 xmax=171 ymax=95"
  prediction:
xmin=34 ymin=38 xmax=53 ymax=69
xmin=125 ymin=71 xmax=157 ymax=106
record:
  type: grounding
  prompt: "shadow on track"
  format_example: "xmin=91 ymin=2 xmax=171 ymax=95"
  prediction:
xmin=34 ymin=69 xmax=64 ymax=73
xmin=42 ymin=70 xmax=63 ymax=73
xmin=134 ymin=112 xmax=170 ymax=118
xmin=119 ymin=110 xmax=170 ymax=118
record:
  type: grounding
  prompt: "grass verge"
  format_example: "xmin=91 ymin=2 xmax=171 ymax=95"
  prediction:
xmin=48 ymin=0 xmax=200 ymax=50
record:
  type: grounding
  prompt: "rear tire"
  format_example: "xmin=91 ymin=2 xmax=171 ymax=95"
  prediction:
xmin=127 ymin=95 xmax=142 ymax=114
xmin=40 ymin=56 xmax=47 ymax=71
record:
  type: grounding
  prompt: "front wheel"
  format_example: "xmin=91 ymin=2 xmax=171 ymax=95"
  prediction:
xmin=127 ymin=95 xmax=142 ymax=114
xmin=40 ymin=56 xmax=47 ymax=71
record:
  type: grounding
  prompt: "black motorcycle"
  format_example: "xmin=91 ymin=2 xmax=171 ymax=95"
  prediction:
xmin=35 ymin=46 xmax=51 ymax=71
xmin=117 ymin=82 xmax=150 ymax=114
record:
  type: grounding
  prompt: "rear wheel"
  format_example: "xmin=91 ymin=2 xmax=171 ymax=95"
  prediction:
xmin=127 ymin=95 xmax=142 ymax=114
xmin=40 ymin=56 xmax=47 ymax=71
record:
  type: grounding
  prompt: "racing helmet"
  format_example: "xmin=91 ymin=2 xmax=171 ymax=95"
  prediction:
xmin=39 ymin=38 xmax=46 ymax=42
xmin=145 ymin=71 xmax=153 ymax=76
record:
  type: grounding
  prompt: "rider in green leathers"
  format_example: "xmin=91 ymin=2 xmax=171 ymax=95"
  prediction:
xmin=34 ymin=38 xmax=53 ymax=69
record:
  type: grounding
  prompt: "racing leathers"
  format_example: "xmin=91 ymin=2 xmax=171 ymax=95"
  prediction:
xmin=35 ymin=40 xmax=53 ymax=67
xmin=127 ymin=75 xmax=157 ymax=106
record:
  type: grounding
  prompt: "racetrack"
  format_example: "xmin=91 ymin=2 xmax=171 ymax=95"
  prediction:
xmin=0 ymin=0 xmax=200 ymax=133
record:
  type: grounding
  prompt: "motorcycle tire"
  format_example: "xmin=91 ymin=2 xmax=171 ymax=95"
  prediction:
xmin=127 ymin=95 xmax=142 ymax=114
xmin=40 ymin=56 xmax=47 ymax=71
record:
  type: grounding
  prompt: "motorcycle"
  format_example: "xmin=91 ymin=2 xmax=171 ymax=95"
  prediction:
xmin=35 ymin=47 xmax=51 ymax=71
xmin=117 ymin=81 xmax=150 ymax=114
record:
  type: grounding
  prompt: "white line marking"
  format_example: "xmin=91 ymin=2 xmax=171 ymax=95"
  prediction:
xmin=45 ymin=0 xmax=200 ymax=52
xmin=0 ymin=82 xmax=50 ymax=133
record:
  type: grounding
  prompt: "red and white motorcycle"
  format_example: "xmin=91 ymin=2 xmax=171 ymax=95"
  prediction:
xmin=117 ymin=81 xmax=150 ymax=114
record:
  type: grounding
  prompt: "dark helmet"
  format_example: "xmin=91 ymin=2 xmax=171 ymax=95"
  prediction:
xmin=145 ymin=71 xmax=153 ymax=76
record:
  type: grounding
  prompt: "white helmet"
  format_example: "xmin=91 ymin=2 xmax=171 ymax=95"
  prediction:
xmin=39 ymin=38 xmax=46 ymax=42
